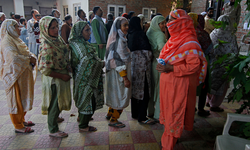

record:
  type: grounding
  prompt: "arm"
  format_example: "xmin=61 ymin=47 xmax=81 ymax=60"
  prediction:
xmin=91 ymin=19 xmax=102 ymax=44
xmin=61 ymin=25 xmax=68 ymax=44
xmin=173 ymin=56 xmax=201 ymax=77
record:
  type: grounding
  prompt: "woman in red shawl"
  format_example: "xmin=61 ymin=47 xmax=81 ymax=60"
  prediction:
xmin=156 ymin=9 xmax=207 ymax=150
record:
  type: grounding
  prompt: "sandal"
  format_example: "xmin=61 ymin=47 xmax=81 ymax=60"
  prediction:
xmin=15 ymin=127 xmax=34 ymax=133
xmin=57 ymin=117 xmax=64 ymax=123
xmin=198 ymin=110 xmax=210 ymax=117
xmin=23 ymin=121 xmax=35 ymax=127
xmin=108 ymin=122 xmax=126 ymax=128
xmin=49 ymin=131 xmax=68 ymax=138
xmin=79 ymin=126 xmax=97 ymax=132
xmin=139 ymin=119 xmax=156 ymax=125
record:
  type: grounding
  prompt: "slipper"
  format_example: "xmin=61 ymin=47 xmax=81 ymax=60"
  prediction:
xmin=49 ymin=131 xmax=68 ymax=138
xmin=79 ymin=126 xmax=97 ymax=132
xmin=139 ymin=119 xmax=155 ymax=125
xmin=57 ymin=117 xmax=64 ymax=123
xmin=23 ymin=121 xmax=35 ymax=127
xmin=15 ymin=127 xmax=34 ymax=133
xmin=108 ymin=122 xmax=126 ymax=128
xmin=105 ymin=115 xmax=111 ymax=120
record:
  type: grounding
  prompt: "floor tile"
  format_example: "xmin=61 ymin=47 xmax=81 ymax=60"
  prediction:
xmin=181 ymin=141 xmax=213 ymax=150
xmin=109 ymin=144 xmax=135 ymax=150
xmin=134 ymin=143 xmax=160 ymax=150
xmin=109 ymin=121 xmax=130 ymax=132
xmin=58 ymin=147 xmax=84 ymax=150
xmin=0 ymin=124 xmax=16 ymax=136
xmin=84 ymin=145 xmax=109 ymax=150
xmin=84 ymin=132 xmax=109 ymax=146
xmin=109 ymin=131 xmax=133 ymax=145
xmin=33 ymin=134 xmax=62 ymax=148
xmin=0 ymin=136 xmax=16 ymax=150
xmin=205 ymin=117 xmax=226 ymax=128
xmin=7 ymin=135 xmax=39 ymax=149
xmin=131 ymin=130 xmax=157 ymax=143
xmin=129 ymin=121 xmax=151 ymax=131
xmin=152 ymin=130 xmax=164 ymax=142
xmin=195 ymin=128 xmax=222 ymax=142
xmin=29 ymin=114 xmax=47 ymax=123
xmin=0 ymin=115 xmax=10 ymax=125
xmin=59 ymin=133 xmax=86 ymax=147
xmin=41 ymin=123 xmax=67 ymax=135
xmin=89 ymin=121 xmax=109 ymax=132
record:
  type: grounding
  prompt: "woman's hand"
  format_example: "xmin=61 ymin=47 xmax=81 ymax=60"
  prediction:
xmin=30 ymin=56 xmax=37 ymax=66
xmin=156 ymin=63 xmax=173 ymax=73
xmin=61 ymin=74 xmax=72 ymax=82
xmin=123 ymin=76 xmax=131 ymax=88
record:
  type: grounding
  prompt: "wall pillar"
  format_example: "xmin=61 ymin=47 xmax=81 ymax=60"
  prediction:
xmin=13 ymin=0 xmax=24 ymax=17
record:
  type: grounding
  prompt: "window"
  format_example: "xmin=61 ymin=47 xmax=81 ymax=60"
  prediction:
xmin=108 ymin=5 xmax=126 ymax=18
xmin=63 ymin=5 xmax=69 ymax=17
xmin=0 ymin=6 xmax=2 ymax=12
xmin=142 ymin=7 xmax=157 ymax=22
xmin=24 ymin=6 xmax=33 ymax=20
xmin=73 ymin=3 xmax=81 ymax=22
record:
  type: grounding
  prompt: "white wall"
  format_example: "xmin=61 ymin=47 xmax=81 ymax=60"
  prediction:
xmin=57 ymin=0 xmax=89 ymax=23
xmin=0 ymin=0 xmax=15 ymax=18
xmin=23 ymin=0 xmax=56 ymax=10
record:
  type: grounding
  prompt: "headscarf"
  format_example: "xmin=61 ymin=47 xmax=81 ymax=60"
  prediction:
xmin=128 ymin=11 xmax=135 ymax=19
xmin=188 ymin=12 xmax=198 ymax=29
xmin=122 ymin=13 xmax=128 ymax=19
xmin=210 ymin=15 xmax=238 ymax=56
xmin=127 ymin=17 xmax=151 ymax=51
xmin=146 ymin=15 xmax=166 ymax=53
xmin=137 ymin=14 xmax=144 ymax=20
xmin=38 ymin=16 xmax=69 ymax=74
xmin=189 ymin=13 xmax=212 ymax=53
xmin=105 ymin=17 xmax=130 ymax=71
xmin=159 ymin=9 xmax=207 ymax=84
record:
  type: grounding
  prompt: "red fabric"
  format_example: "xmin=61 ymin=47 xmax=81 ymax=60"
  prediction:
xmin=159 ymin=9 xmax=207 ymax=84
xmin=161 ymin=132 xmax=178 ymax=150
xmin=122 ymin=13 xmax=128 ymax=19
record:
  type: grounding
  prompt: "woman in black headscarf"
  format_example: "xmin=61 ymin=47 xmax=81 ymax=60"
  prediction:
xmin=127 ymin=16 xmax=154 ymax=124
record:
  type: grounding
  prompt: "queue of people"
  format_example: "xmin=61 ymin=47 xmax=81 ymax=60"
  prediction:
xmin=0 ymin=0 xmax=241 ymax=149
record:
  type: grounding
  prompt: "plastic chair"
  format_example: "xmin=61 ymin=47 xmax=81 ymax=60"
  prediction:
xmin=215 ymin=113 xmax=250 ymax=150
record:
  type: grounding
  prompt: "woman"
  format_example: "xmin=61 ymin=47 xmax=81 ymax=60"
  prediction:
xmin=156 ymin=9 xmax=207 ymax=150
xmin=146 ymin=15 xmax=166 ymax=120
xmin=207 ymin=15 xmax=239 ymax=112
xmin=104 ymin=17 xmax=131 ymax=128
xmin=38 ymin=16 xmax=71 ymax=138
xmin=61 ymin=15 xmax=72 ymax=44
xmin=0 ymin=19 xmax=37 ymax=133
xmin=127 ymin=17 xmax=154 ymax=124
xmin=69 ymin=21 xmax=104 ymax=132
xmin=189 ymin=13 xmax=212 ymax=117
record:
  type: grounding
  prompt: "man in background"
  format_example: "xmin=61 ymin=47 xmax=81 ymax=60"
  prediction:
xmin=0 ymin=12 xmax=6 ymax=27
xmin=10 ymin=12 xmax=15 ymax=19
xmin=34 ymin=14 xmax=41 ymax=56
xmin=19 ymin=18 xmax=28 ymax=46
xmin=105 ymin=13 xmax=114 ymax=34
xmin=14 ymin=14 xmax=21 ymax=25
xmin=76 ymin=9 xmax=87 ymax=22
xmin=52 ymin=9 xmax=63 ymax=35
xmin=204 ymin=7 xmax=215 ymax=34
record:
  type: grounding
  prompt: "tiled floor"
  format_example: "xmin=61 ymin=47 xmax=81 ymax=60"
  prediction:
xmin=0 ymin=73 xmax=241 ymax=150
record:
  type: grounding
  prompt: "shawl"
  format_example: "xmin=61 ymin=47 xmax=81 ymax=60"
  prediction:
xmin=38 ymin=16 xmax=70 ymax=75
xmin=38 ymin=16 xmax=71 ymax=114
xmin=127 ymin=17 xmax=151 ymax=52
xmin=189 ymin=13 xmax=212 ymax=54
xmin=105 ymin=17 xmax=131 ymax=71
xmin=159 ymin=9 xmax=207 ymax=84
xmin=188 ymin=12 xmax=198 ymax=29
xmin=146 ymin=16 xmax=166 ymax=57
xmin=69 ymin=21 xmax=104 ymax=114
xmin=0 ymin=19 xmax=36 ymax=114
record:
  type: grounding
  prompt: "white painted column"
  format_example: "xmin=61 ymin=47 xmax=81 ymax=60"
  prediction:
xmin=13 ymin=0 xmax=24 ymax=17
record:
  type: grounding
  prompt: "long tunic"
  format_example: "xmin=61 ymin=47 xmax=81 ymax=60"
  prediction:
xmin=27 ymin=18 xmax=36 ymax=54
xmin=160 ymin=57 xmax=201 ymax=138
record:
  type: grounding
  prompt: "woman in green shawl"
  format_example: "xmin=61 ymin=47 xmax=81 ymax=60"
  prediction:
xmin=146 ymin=15 xmax=167 ymax=120
xmin=69 ymin=21 xmax=104 ymax=132
xmin=38 ymin=16 xmax=72 ymax=138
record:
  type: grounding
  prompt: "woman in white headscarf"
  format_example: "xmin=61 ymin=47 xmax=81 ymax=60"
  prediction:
xmin=207 ymin=15 xmax=239 ymax=112
xmin=104 ymin=17 xmax=131 ymax=128
xmin=0 ymin=19 xmax=37 ymax=133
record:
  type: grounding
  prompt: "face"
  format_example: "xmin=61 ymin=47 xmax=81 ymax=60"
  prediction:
xmin=36 ymin=15 xmax=41 ymax=21
xmin=15 ymin=24 xmax=21 ymax=36
xmin=48 ymin=20 xmax=59 ymax=37
xmin=33 ymin=11 xmax=39 ymax=19
xmin=11 ymin=15 xmax=15 ymax=19
xmin=82 ymin=24 xmax=91 ymax=41
xmin=90 ymin=13 xmax=95 ymax=20
xmin=96 ymin=8 xmax=103 ymax=17
xmin=80 ymin=11 xmax=86 ymax=20
xmin=159 ymin=20 xmax=166 ymax=32
xmin=208 ymin=10 xmax=214 ymax=16
xmin=120 ymin=21 xmax=129 ymax=34
xmin=66 ymin=17 xmax=72 ymax=25
xmin=0 ymin=14 xmax=6 ymax=21
xmin=54 ymin=11 xmax=61 ymax=18
xmin=15 ymin=18 xmax=20 ymax=23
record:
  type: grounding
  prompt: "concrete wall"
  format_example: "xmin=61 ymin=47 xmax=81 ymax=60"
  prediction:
xmin=0 ymin=0 xmax=14 ymax=18
xmin=57 ymin=0 xmax=89 ymax=23
xmin=23 ymin=0 xmax=56 ymax=10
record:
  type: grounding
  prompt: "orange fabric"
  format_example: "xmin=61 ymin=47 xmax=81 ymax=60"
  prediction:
xmin=119 ymin=70 xmax=127 ymax=77
xmin=159 ymin=57 xmax=200 ymax=138
xmin=9 ymin=82 xmax=26 ymax=129
xmin=161 ymin=132 xmax=178 ymax=150
xmin=159 ymin=9 xmax=207 ymax=84
xmin=107 ymin=107 xmax=123 ymax=122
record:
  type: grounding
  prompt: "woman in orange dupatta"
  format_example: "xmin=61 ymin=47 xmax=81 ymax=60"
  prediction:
xmin=156 ymin=9 xmax=207 ymax=150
